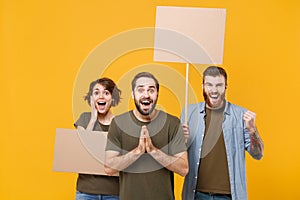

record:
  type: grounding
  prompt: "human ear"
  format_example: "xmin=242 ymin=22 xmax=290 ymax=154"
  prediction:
xmin=131 ymin=91 xmax=134 ymax=99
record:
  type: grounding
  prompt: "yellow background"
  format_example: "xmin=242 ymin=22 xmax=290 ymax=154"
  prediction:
xmin=1 ymin=0 xmax=300 ymax=199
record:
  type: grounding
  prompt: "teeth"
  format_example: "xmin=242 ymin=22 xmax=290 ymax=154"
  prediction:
xmin=97 ymin=102 xmax=106 ymax=105
xmin=141 ymin=100 xmax=150 ymax=105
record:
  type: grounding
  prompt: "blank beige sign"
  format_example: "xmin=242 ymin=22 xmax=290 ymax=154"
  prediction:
xmin=154 ymin=6 xmax=226 ymax=64
xmin=53 ymin=128 xmax=118 ymax=176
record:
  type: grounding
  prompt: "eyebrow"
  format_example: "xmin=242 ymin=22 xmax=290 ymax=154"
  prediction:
xmin=204 ymin=82 xmax=213 ymax=86
xmin=137 ymin=84 xmax=156 ymax=88
xmin=204 ymin=82 xmax=224 ymax=85
xmin=93 ymin=88 xmax=109 ymax=92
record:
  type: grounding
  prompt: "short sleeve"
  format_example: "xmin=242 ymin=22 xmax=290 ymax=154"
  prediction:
xmin=169 ymin=117 xmax=187 ymax=155
xmin=74 ymin=112 xmax=91 ymax=129
xmin=105 ymin=118 xmax=122 ymax=152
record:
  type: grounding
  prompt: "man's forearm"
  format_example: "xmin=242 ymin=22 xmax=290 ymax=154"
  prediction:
xmin=249 ymin=131 xmax=264 ymax=160
xmin=105 ymin=148 xmax=143 ymax=175
xmin=148 ymin=149 xmax=189 ymax=177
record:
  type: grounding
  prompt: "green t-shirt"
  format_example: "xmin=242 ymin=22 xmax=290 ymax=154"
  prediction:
xmin=74 ymin=112 xmax=119 ymax=195
xmin=106 ymin=110 xmax=186 ymax=200
xmin=197 ymin=106 xmax=231 ymax=194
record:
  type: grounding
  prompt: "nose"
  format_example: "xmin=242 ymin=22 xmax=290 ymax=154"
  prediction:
xmin=143 ymin=90 xmax=150 ymax=97
xmin=98 ymin=92 xmax=104 ymax=98
xmin=211 ymin=86 xmax=218 ymax=92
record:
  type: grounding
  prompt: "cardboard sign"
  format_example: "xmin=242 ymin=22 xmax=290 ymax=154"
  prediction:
xmin=154 ymin=6 xmax=226 ymax=64
xmin=53 ymin=128 xmax=118 ymax=176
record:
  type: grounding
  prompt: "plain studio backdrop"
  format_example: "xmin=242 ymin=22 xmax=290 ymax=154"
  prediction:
xmin=1 ymin=0 xmax=300 ymax=199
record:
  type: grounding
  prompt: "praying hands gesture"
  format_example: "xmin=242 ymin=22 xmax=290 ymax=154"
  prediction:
xmin=105 ymin=125 xmax=188 ymax=177
xmin=136 ymin=125 xmax=156 ymax=154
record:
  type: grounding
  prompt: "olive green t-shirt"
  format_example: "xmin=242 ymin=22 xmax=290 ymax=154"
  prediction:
xmin=106 ymin=110 xmax=186 ymax=200
xmin=196 ymin=106 xmax=231 ymax=194
xmin=74 ymin=112 xmax=119 ymax=195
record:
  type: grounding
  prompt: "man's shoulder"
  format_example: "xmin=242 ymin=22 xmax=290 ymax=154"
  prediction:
xmin=226 ymin=101 xmax=246 ymax=109
xmin=114 ymin=111 xmax=131 ymax=119
xmin=160 ymin=111 xmax=180 ymax=122
xmin=226 ymin=102 xmax=247 ymax=114
xmin=189 ymin=102 xmax=205 ymax=108
xmin=186 ymin=102 xmax=205 ymax=113
xmin=113 ymin=111 xmax=132 ymax=122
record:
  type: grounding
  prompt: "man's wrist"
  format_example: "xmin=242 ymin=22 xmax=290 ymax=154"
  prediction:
xmin=132 ymin=147 xmax=144 ymax=157
xmin=249 ymin=128 xmax=256 ymax=135
xmin=147 ymin=146 xmax=157 ymax=154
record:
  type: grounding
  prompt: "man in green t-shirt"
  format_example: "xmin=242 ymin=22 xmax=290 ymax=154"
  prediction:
xmin=105 ymin=72 xmax=188 ymax=200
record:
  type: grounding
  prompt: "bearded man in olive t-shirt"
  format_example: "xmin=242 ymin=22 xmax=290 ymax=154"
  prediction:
xmin=105 ymin=72 xmax=189 ymax=200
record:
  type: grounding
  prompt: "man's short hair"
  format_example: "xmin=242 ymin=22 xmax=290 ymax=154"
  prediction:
xmin=203 ymin=66 xmax=228 ymax=86
xmin=131 ymin=72 xmax=159 ymax=92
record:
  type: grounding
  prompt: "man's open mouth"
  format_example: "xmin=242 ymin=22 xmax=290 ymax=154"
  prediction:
xmin=209 ymin=94 xmax=219 ymax=100
xmin=141 ymin=100 xmax=151 ymax=106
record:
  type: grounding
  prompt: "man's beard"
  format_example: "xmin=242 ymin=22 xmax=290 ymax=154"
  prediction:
xmin=203 ymin=89 xmax=225 ymax=108
xmin=134 ymin=97 xmax=157 ymax=116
